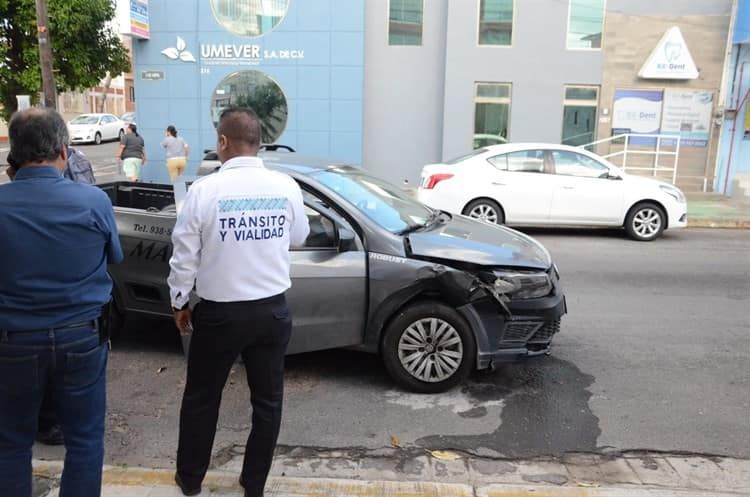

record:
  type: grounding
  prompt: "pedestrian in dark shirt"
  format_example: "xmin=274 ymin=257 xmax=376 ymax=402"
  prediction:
xmin=118 ymin=123 xmax=146 ymax=181
xmin=65 ymin=145 xmax=97 ymax=184
xmin=0 ymin=108 xmax=124 ymax=497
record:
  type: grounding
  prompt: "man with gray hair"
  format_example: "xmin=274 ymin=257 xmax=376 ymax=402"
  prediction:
xmin=0 ymin=108 xmax=123 ymax=497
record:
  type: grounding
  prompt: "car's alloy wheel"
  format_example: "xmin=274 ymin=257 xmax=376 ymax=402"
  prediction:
xmin=463 ymin=199 xmax=504 ymax=225
xmin=398 ymin=317 xmax=463 ymax=383
xmin=625 ymin=202 xmax=665 ymax=241
xmin=94 ymin=132 xmax=102 ymax=145
xmin=118 ymin=129 xmax=125 ymax=140
xmin=382 ymin=301 xmax=475 ymax=393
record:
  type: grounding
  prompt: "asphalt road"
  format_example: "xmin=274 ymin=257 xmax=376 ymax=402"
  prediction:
xmin=1 ymin=141 xmax=122 ymax=184
xmin=29 ymin=227 xmax=749 ymax=469
xmin=3 ymin=145 xmax=746 ymax=465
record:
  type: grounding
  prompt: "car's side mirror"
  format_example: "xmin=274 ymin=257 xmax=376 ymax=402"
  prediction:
xmin=608 ymin=173 xmax=622 ymax=180
xmin=338 ymin=228 xmax=356 ymax=252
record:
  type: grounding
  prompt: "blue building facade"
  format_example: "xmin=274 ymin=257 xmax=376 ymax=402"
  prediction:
xmin=716 ymin=0 xmax=750 ymax=196
xmin=132 ymin=0 xmax=365 ymax=183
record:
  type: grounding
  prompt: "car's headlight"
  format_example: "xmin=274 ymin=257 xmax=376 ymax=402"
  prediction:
xmin=659 ymin=184 xmax=686 ymax=203
xmin=493 ymin=270 xmax=553 ymax=299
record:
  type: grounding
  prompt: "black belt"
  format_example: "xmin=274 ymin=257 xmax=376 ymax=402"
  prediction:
xmin=5 ymin=320 xmax=96 ymax=335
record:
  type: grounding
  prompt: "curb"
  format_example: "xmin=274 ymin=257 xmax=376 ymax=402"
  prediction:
xmin=687 ymin=219 xmax=750 ymax=229
xmin=32 ymin=465 xmax=746 ymax=497
xmin=33 ymin=456 xmax=750 ymax=497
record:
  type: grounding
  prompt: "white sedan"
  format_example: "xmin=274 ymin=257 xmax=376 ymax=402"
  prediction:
xmin=417 ymin=143 xmax=688 ymax=241
xmin=68 ymin=113 xmax=125 ymax=145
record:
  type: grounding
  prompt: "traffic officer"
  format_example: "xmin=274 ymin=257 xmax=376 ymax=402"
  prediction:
xmin=168 ymin=107 xmax=310 ymax=497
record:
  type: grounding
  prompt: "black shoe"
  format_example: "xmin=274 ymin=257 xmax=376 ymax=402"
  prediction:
xmin=35 ymin=425 xmax=64 ymax=446
xmin=239 ymin=476 xmax=262 ymax=497
xmin=175 ymin=473 xmax=201 ymax=496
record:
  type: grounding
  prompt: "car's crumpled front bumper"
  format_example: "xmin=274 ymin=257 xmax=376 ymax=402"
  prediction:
xmin=459 ymin=272 xmax=567 ymax=369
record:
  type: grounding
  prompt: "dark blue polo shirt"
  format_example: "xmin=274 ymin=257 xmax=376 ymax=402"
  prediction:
xmin=0 ymin=166 xmax=123 ymax=331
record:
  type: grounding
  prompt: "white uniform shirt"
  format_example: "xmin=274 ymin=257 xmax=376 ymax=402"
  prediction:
xmin=168 ymin=156 xmax=310 ymax=308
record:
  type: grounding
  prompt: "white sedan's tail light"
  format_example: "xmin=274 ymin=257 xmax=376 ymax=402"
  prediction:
xmin=422 ymin=173 xmax=454 ymax=189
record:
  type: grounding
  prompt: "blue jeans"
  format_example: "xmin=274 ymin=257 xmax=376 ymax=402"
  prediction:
xmin=0 ymin=324 xmax=108 ymax=497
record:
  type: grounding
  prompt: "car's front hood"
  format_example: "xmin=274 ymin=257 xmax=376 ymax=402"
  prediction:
xmin=68 ymin=124 xmax=96 ymax=130
xmin=406 ymin=215 xmax=551 ymax=270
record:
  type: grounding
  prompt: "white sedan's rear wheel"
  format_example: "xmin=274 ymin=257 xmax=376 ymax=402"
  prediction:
xmin=463 ymin=199 xmax=504 ymax=224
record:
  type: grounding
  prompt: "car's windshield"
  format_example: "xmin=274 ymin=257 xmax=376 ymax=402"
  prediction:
xmin=312 ymin=167 xmax=433 ymax=234
xmin=445 ymin=148 xmax=488 ymax=165
xmin=70 ymin=115 xmax=99 ymax=125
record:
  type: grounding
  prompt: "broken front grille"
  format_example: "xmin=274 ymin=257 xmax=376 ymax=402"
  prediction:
xmin=502 ymin=319 xmax=561 ymax=344
xmin=528 ymin=320 xmax=561 ymax=343
xmin=503 ymin=321 xmax=543 ymax=342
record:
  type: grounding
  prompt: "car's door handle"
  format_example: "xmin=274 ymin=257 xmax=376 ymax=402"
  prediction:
xmin=492 ymin=182 xmax=506 ymax=186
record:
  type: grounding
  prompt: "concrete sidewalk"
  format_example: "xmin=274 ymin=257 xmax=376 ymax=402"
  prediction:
xmin=33 ymin=450 xmax=750 ymax=496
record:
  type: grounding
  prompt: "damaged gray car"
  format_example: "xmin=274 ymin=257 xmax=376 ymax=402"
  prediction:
xmin=100 ymin=152 xmax=566 ymax=393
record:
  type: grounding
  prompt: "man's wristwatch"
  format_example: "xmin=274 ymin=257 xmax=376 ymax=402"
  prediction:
xmin=172 ymin=302 xmax=189 ymax=312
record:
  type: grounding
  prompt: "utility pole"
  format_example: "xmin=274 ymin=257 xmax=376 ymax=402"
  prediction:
xmin=35 ymin=0 xmax=57 ymax=109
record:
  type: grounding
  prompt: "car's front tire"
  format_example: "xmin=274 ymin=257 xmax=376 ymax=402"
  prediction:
xmin=94 ymin=132 xmax=102 ymax=145
xmin=625 ymin=202 xmax=666 ymax=241
xmin=463 ymin=198 xmax=504 ymax=224
xmin=382 ymin=301 xmax=476 ymax=393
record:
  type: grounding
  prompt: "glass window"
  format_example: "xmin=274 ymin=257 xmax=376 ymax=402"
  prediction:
xmin=487 ymin=154 xmax=508 ymax=170
xmin=211 ymin=0 xmax=289 ymax=38
xmin=562 ymin=85 xmax=599 ymax=146
xmin=389 ymin=0 xmax=423 ymax=46
xmin=312 ymin=166 xmax=433 ymax=234
xmin=210 ymin=71 xmax=288 ymax=144
xmin=446 ymin=148 xmax=489 ymax=165
xmin=478 ymin=0 xmax=514 ymax=46
xmin=303 ymin=206 xmax=337 ymax=248
xmin=70 ymin=115 xmax=99 ymax=125
xmin=551 ymin=150 xmax=609 ymax=178
xmin=567 ymin=0 xmax=605 ymax=49
xmin=506 ymin=150 xmax=545 ymax=173
xmin=474 ymin=83 xmax=511 ymax=149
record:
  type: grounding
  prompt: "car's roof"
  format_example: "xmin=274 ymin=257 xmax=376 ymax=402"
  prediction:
xmin=478 ymin=142 xmax=587 ymax=153
xmin=260 ymin=151 xmax=350 ymax=175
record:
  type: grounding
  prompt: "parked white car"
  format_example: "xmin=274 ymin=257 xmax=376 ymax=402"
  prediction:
xmin=417 ymin=143 xmax=688 ymax=241
xmin=68 ymin=113 xmax=125 ymax=145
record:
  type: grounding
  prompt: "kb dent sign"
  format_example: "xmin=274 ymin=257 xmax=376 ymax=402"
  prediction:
xmin=639 ymin=26 xmax=699 ymax=80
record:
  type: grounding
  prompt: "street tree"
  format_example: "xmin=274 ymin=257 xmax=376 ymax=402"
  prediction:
xmin=0 ymin=0 xmax=130 ymax=121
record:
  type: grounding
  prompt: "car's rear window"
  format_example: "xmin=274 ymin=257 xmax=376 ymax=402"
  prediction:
xmin=445 ymin=148 xmax=488 ymax=165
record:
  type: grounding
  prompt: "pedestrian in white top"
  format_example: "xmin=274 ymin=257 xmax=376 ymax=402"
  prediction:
xmin=167 ymin=107 xmax=309 ymax=497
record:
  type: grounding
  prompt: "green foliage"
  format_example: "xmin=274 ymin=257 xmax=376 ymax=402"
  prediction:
xmin=234 ymin=82 xmax=288 ymax=143
xmin=0 ymin=0 xmax=130 ymax=121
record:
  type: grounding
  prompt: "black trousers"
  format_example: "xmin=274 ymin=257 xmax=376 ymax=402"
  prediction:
xmin=176 ymin=293 xmax=291 ymax=497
